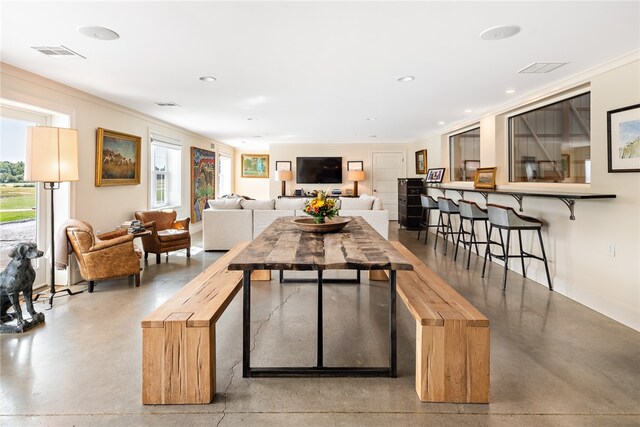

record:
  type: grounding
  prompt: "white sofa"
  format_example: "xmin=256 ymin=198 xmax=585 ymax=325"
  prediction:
xmin=203 ymin=196 xmax=389 ymax=250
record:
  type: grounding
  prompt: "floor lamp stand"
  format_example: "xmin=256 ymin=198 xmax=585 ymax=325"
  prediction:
xmin=33 ymin=182 xmax=83 ymax=309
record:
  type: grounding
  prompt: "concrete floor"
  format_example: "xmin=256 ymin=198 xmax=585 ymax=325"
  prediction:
xmin=1 ymin=224 xmax=639 ymax=426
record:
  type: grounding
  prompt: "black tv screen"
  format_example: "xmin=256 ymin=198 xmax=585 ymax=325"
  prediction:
xmin=296 ymin=157 xmax=342 ymax=184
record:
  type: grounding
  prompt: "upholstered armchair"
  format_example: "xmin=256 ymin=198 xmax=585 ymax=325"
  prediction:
xmin=134 ymin=210 xmax=191 ymax=264
xmin=66 ymin=224 xmax=141 ymax=293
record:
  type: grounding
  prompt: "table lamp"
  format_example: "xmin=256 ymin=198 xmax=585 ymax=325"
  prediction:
xmin=25 ymin=127 xmax=81 ymax=308
xmin=276 ymin=170 xmax=293 ymax=196
xmin=347 ymin=170 xmax=365 ymax=197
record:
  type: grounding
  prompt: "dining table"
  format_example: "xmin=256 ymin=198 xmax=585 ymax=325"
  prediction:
xmin=227 ymin=216 xmax=414 ymax=378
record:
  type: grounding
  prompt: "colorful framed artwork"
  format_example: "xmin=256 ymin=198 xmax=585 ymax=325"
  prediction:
xmin=473 ymin=167 xmax=497 ymax=189
xmin=415 ymin=149 xmax=427 ymax=174
xmin=191 ymin=147 xmax=216 ymax=222
xmin=275 ymin=161 xmax=291 ymax=172
xmin=607 ymin=103 xmax=640 ymax=172
xmin=425 ymin=168 xmax=445 ymax=183
xmin=347 ymin=161 xmax=363 ymax=171
xmin=241 ymin=154 xmax=269 ymax=178
xmin=95 ymin=128 xmax=141 ymax=187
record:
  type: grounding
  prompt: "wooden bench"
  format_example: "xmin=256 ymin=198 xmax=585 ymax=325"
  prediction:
xmin=141 ymin=242 xmax=251 ymax=404
xmin=390 ymin=241 xmax=490 ymax=403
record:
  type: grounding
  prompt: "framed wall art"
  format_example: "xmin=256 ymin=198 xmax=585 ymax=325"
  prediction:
xmin=95 ymin=128 xmax=141 ymax=186
xmin=347 ymin=161 xmax=363 ymax=171
xmin=425 ymin=167 xmax=445 ymax=184
xmin=473 ymin=167 xmax=497 ymax=189
xmin=241 ymin=154 xmax=269 ymax=178
xmin=275 ymin=161 xmax=292 ymax=172
xmin=191 ymin=147 xmax=216 ymax=222
xmin=415 ymin=149 xmax=427 ymax=174
xmin=607 ymin=103 xmax=640 ymax=173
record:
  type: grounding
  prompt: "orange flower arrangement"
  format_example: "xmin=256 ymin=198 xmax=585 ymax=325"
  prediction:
xmin=303 ymin=191 xmax=338 ymax=224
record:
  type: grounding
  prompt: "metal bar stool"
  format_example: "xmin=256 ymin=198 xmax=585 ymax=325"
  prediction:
xmin=454 ymin=200 xmax=490 ymax=270
xmin=481 ymin=204 xmax=553 ymax=291
xmin=434 ymin=197 xmax=461 ymax=256
xmin=417 ymin=195 xmax=439 ymax=244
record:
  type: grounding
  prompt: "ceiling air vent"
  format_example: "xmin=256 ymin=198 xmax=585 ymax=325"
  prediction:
xmin=31 ymin=45 xmax=86 ymax=59
xmin=155 ymin=102 xmax=181 ymax=107
xmin=518 ymin=62 xmax=568 ymax=74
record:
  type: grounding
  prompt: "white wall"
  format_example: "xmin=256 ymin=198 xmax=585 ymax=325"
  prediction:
xmin=410 ymin=59 xmax=640 ymax=331
xmin=268 ymin=143 xmax=408 ymax=200
xmin=1 ymin=64 xmax=234 ymax=236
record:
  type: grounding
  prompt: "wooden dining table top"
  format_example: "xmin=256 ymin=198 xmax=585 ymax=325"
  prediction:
xmin=227 ymin=216 xmax=414 ymax=272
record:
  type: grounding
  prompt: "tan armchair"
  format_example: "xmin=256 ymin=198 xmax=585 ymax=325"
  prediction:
xmin=134 ymin=210 xmax=191 ymax=264
xmin=66 ymin=223 xmax=141 ymax=293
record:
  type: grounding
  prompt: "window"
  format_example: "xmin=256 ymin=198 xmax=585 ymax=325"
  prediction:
xmin=449 ymin=127 xmax=480 ymax=181
xmin=218 ymin=153 xmax=232 ymax=197
xmin=509 ymin=92 xmax=591 ymax=183
xmin=150 ymin=134 xmax=181 ymax=209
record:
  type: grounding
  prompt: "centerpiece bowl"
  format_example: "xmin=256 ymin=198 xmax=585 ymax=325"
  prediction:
xmin=293 ymin=217 xmax=351 ymax=233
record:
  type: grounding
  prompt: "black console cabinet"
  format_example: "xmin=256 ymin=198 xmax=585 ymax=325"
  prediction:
xmin=398 ymin=178 xmax=424 ymax=229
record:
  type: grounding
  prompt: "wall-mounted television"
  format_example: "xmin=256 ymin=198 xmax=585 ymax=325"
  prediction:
xmin=296 ymin=157 xmax=342 ymax=184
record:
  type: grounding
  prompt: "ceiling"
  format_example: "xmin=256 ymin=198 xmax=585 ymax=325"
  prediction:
xmin=1 ymin=1 xmax=639 ymax=149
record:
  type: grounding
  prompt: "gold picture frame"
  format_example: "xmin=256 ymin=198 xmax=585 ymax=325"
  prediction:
xmin=95 ymin=128 xmax=141 ymax=186
xmin=415 ymin=149 xmax=427 ymax=174
xmin=241 ymin=154 xmax=269 ymax=178
xmin=473 ymin=167 xmax=497 ymax=189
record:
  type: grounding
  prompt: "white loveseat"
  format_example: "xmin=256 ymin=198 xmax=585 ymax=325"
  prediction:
xmin=203 ymin=196 xmax=389 ymax=251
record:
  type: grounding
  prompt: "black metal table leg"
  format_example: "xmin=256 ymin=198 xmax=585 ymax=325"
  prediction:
xmin=242 ymin=270 xmax=251 ymax=378
xmin=389 ymin=270 xmax=397 ymax=378
xmin=317 ymin=270 xmax=323 ymax=368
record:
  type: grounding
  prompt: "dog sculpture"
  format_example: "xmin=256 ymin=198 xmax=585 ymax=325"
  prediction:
xmin=0 ymin=242 xmax=45 ymax=333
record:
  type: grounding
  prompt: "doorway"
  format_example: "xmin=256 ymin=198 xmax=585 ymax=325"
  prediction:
xmin=371 ymin=151 xmax=405 ymax=221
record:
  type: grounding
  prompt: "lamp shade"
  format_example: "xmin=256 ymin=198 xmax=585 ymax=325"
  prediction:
xmin=347 ymin=170 xmax=365 ymax=181
xmin=276 ymin=170 xmax=293 ymax=181
xmin=25 ymin=127 xmax=79 ymax=182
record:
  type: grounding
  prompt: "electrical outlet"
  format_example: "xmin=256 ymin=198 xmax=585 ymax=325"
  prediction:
xmin=607 ymin=242 xmax=615 ymax=257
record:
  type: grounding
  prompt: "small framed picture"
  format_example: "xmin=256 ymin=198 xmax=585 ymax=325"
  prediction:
xmin=474 ymin=167 xmax=497 ymax=189
xmin=607 ymin=103 xmax=640 ymax=173
xmin=347 ymin=161 xmax=363 ymax=171
xmin=425 ymin=168 xmax=445 ymax=183
xmin=275 ymin=161 xmax=292 ymax=172
xmin=415 ymin=149 xmax=427 ymax=174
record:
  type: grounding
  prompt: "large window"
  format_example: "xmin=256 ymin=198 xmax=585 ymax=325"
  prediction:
xmin=150 ymin=134 xmax=181 ymax=209
xmin=218 ymin=152 xmax=232 ymax=197
xmin=449 ymin=127 xmax=480 ymax=181
xmin=509 ymin=92 xmax=591 ymax=183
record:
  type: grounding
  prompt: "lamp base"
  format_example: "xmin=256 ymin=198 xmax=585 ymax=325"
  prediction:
xmin=353 ymin=181 xmax=359 ymax=197
xmin=281 ymin=180 xmax=287 ymax=197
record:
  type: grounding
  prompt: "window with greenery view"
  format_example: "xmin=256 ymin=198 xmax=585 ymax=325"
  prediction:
xmin=509 ymin=92 xmax=591 ymax=183
xmin=449 ymin=127 xmax=480 ymax=181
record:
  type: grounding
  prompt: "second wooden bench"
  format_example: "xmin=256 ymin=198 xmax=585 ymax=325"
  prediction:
xmin=391 ymin=241 xmax=490 ymax=404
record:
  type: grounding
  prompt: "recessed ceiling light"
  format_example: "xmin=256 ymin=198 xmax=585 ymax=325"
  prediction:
xmin=199 ymin=76 xmax=217 ymax=82
xmin=247 ymin=118 xmax=257 ymax=121
xmin=438 ymin=121 xmax=445 ymax=125
xmin=480 ymin=25 xmax=521 ymax=41
xmin=252 ymin=135 xmax=262 ymax=138
xmin=464 ymin=109 xmax=472 ymax=113
xmin=78 ymin=26 xmax=119 ymax=41
xmin=241 ymin=141 xmax=247 ymax=144
xmin=370 ymin=135 xmax=377 ymax=138
xmin=366 ymin=118 xmax=377 ymax=121
xmin=397 ymin=76 xmax=415 ymax=82
xmin=505 ymin=89 xmax=517 ymax=94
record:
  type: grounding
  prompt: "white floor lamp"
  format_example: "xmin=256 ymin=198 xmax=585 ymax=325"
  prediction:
xmin=25 ymin=126 xmax=81 ymax=308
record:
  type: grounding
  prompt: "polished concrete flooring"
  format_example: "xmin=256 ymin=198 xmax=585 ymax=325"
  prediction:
xmin=1 ymin=224 xmax=639 ymax=426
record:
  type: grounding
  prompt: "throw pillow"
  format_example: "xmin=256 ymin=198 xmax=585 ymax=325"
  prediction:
xmin=339 ymin=197 xmax=374 ymax=210
xmin=241 ymin=199 xmax=275 ymax=210
xmin=208 ymin=198 xmax=243 ymax=209
xmin=359 ymin=194 xmax=383 ymax=210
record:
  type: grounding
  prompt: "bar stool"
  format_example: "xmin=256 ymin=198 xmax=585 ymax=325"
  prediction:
xmin=417 ymin=195 xmax=439 ymax=244
xmin=481 ymin=204 xmax=553 ymax=291
xmin=434 ymin=197 xmax=461 ymax=256
xmin=454 ymin=200 xmax=490 ymax=270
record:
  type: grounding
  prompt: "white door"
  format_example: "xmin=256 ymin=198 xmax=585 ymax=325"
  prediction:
xmin=371 ymin=151 xmax=405 ymax=221
xmin=0 ymin=106 xmax=49 ymax=286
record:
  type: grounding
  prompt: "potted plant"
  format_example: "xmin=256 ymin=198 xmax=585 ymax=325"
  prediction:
xmin=303 ymin=191 xmax=338 ymax=224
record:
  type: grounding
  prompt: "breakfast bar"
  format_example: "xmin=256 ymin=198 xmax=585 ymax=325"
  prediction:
xmin=228 ymin=216 xmax=414 ymax=378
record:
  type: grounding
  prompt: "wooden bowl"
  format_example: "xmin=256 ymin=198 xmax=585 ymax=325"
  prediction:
xmin=293 ymin=217 xmax=351 ymax=233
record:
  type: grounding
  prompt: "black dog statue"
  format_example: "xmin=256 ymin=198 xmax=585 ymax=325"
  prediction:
xmin=0 ymin=242 xmax=45 ymax=333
